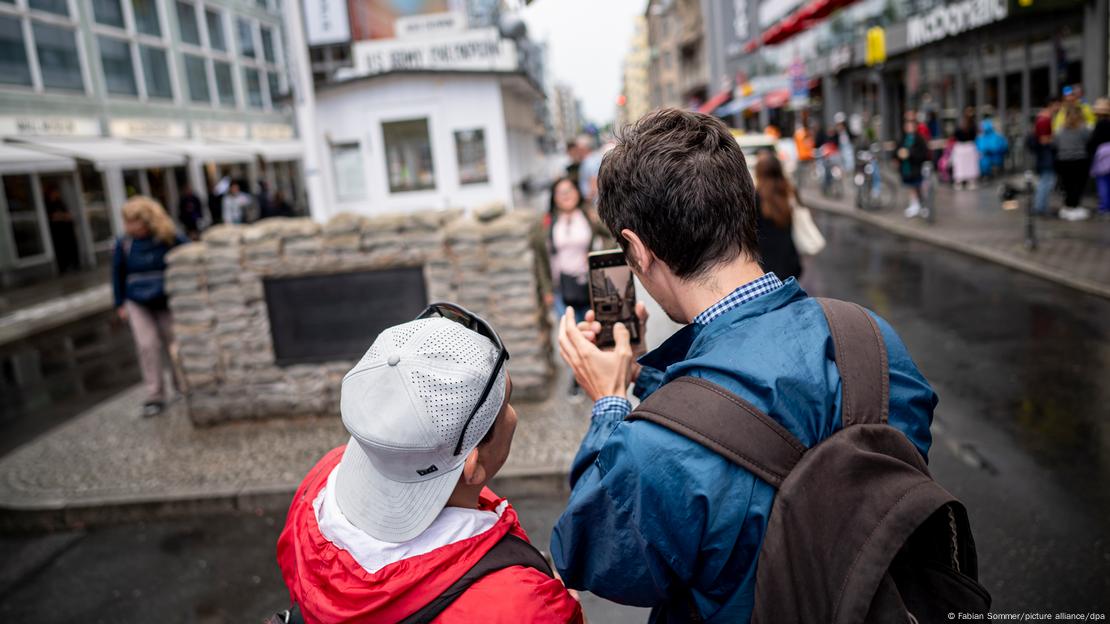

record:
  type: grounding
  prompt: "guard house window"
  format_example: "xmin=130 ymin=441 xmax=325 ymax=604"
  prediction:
xmin=330 ymin=142 xmax=366 ymax=202
xmin=1 ymin=0 xmax=85 ymax=92
xmin=175 ymin=0 xmax=199 ymax=45
xmin=91 ymin=0 xmax=173 ymax=101
xmin=3 ymin=174 xmax=46 ymax=259
xmin=383 ymin=119 xmax=435 ymax=194
xmin=454 ymin=129 xmax=489 ymax=185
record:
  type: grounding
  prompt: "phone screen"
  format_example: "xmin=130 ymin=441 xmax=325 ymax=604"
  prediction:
xmin=588 ymin=250 xmax=642 ymax=348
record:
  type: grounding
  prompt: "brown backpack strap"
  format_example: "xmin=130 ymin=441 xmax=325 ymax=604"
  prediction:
xmin=816 ymin=298 xmax=890 ymax=426
xmin=628 ymin=376 xmax=805 ymax=488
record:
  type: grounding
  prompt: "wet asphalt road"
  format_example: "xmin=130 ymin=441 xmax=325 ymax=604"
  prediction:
xmin=1 ymin=213 xmax=1108 ymax=622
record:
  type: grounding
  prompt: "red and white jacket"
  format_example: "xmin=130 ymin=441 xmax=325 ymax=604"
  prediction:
xmin=277 ymin=446 xmax=584 ymax=624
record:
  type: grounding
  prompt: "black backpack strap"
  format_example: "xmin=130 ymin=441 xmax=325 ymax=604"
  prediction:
xmin=628 ymin=376 xmax=805 ymax=488
xmin=815 ymin=298 xmax=889 ymax=426
xmin=398 ymin=533 xmax=553 ymax=624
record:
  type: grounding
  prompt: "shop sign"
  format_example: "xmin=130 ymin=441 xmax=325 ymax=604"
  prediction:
xmin=865 ymin=27 xmax=887 ymax=66
xmin=348 ymin=27 xmax=516 ymax=77
xmin=829 ymin=45 xmax=853 ymax=74
xmin=303 ymin=0 xmax=350 ymax=46
xmin=253 ymin=123 xmax=295 ymax=140
xmin=109 ymin=118 xmax=186 ymax=138
xmin=395 ymin=12 xmax=465 ymax=39
xmin=194 ymin=121 xmax=248 ymax=140
xmin=0 ymin=115 xmax=99 ymax=137
xmin=907 ymin=0 xmax=1008 ymax=49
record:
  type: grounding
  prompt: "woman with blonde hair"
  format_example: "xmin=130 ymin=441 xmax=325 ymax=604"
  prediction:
xmin=111 ymin=196 xmax=188 ymax=417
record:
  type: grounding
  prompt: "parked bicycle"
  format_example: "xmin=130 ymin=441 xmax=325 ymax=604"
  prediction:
xmin=854 ymin=144 xmax=894 ymax=211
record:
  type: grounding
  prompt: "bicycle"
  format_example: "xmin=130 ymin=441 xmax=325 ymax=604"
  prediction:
xmin=854 ymin=144 xmax=894 ymax=211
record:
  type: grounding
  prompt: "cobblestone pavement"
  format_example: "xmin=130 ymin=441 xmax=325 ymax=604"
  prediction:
xmin=800 ymin=178 xmax=1110 ymax=299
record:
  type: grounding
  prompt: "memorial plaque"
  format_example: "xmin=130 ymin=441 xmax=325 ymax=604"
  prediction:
xmin=264 ymin=268 xmax=428 ymax=365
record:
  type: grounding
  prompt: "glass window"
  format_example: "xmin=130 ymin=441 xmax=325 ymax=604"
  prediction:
xmin=267 ymin=70 xmax=280 ymax=104
xmin=331 ymin=143 xmax=365 ymax=201
xmin=255 ymin=0 xmax=266 ymax=8
xmin=260 ymin=26 xmax=274 ymax=63
xmin=139 ymin=44 xmax=171 ymax=99
xmin=98 ymin=35 xmax=136 ymax=96
xmin=382 ymin=118 xmax=435 ymax=193
xmin=176 ymin=1 xmax=200 ymax=45
xmin=131 ymin=0 xmax=161 ymax=36
xmin=34 ymin=23 xmax=83 ymax=92
xmin=91 ymin=0 xmax=124 ymax=28
xmin=213 ymin=59 xmax=234 ymax=106
xmin=205 ymin=9 xmax=225 ymax=51
xmin=122 ymin=169 xmax=143 ymax=197
xmin=3 ymin=174 xmax=46 ymax=259
xmin=243 ymin=66 xmax=261 ymax=108
xmin=236 ymin=17 xmax=253 ymax=58
xmin=29 ymin=0 xmax=67 ymax=16
xmin=40 ymin=174 xmax=80 ymax=270
xmin=183 ymin=53 xmax=208 ymax=102
xmin=78 ymin=165 xmax=113 ymax=243
xmin=0 ymin=16 xmax=32 ymax=87
xmin=454 ymin=129 xmax=488 ymax=185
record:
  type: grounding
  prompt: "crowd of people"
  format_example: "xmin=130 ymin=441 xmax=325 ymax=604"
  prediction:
xmin=183 ymin=178 xmax=296 ymax=240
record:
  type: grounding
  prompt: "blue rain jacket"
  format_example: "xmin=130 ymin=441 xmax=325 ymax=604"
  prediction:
xmin=551 ymin=279 xmax=937 ymax=623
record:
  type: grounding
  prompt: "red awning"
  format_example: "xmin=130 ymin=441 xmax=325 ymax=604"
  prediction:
xmin=745 ymin=0 xmax=857 ymax=52
xmin=764 ymin=89 xmax=791 ymax=109
xmin=698 ymin=88 xmax=733 ymax=114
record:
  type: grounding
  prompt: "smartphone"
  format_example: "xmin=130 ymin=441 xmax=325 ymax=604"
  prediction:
xmin=588 ymin=250 xmax=642 ymax=348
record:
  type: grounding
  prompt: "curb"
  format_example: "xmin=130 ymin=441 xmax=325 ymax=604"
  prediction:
xmin=0 ymin=468 xmax=571 ymax=533
xmin=800 ymin=192 xmax=1110 ymax=301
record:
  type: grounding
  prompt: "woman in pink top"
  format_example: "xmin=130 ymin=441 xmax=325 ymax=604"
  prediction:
xmin=545 ymin=177 xmax=598 ymax=323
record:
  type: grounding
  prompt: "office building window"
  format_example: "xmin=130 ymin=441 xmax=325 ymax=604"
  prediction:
xmin=91 ymin=0 xmax=124 ymax=27
xmin=205 ymin=8 xmax=225 ymax=51
xmin=78 ymin=164 xmax=113 ymax=244
xmin=243 ymin=66 xmax=261 ymax=108
xmin=0 ymin=15 xmax=32 ymax=86
xmin=183 ymin=53 xmax=208 ymax=102
xmin=3 ymin=174 xmax=46 ymax=259
xmin=267 ymin=70 xmax=280 ymax=104
xmin=98 ymin=35 xmax=136 ymax=95
xmin=260 ymin=25 xmax=274 ymax=63
xmin=176 ymin=0 xmax=199 ymax=45
xmin=131 ymin=0 xmax=160 ymax=36
xmin=383 ymin=119 xmax=435 ymax=194
xmin=33 ymin=22 xmax=82 ymax=91
xmin=213 ymin=59 xmax=234 ymax=106
xmin=236 ymin=17 xmax=252 ymax=57
xmin=454 ymin=128 xmax=488 ymax=185
xmin=331 ymin=143 xmax=366 ymax=201
xmin=139 ymin=43 xmax=171 ymax=99
xmin=28 ymin=0 xmax=66 ymax=16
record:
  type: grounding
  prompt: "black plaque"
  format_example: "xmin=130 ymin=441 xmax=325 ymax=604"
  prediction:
xmin=264 ymin=268 xmax=428 ymax=365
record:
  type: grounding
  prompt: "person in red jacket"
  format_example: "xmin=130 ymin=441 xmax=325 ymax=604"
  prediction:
xmin=277 ymin=305 xmax=584 ymax=624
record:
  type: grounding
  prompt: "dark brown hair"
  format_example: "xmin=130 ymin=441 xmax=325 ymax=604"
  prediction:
xmin=597 ymin=108 xmax=758 ymax=279
xmin=755 ymin=156 xmax=794 ymax=229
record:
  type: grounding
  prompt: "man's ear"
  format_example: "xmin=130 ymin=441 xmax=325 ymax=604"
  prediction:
xmin=461 ymin=447 xmax=487 ymax=485
xmin=621 ymin=229 xmax=653 ymax=274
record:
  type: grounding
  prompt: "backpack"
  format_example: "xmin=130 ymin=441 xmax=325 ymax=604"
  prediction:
xmin=628 ymin=298 xmax=991 ymax=623
xmin=265 ymin=533 xmax=553 ymax=624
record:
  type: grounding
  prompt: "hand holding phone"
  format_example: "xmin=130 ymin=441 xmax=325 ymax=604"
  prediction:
xmin=587 ymin=250 xmax=642 ymax=348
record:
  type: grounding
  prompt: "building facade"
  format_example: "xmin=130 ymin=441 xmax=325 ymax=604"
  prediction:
xmin=0 ymin=0 xmax=302 ymax=287
xmin=618 ymin=15 xmax=651 ymax=128
xmin=550 ymin=81 xmax=581 ymax=147
xmin=646 ymin=0 xmax=709 ymax=110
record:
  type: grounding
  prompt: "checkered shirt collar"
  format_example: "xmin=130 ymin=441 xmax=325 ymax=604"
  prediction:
xmin=692 ymin=273 xmax=785 ymax=326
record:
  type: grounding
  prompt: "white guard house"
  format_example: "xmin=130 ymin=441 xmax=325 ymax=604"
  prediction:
xmin=310 ymin=24 xmax=547 ymax=220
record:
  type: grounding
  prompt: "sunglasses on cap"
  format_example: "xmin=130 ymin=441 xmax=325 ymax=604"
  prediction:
xmin=416 ymin=302 xmax=510 ymax=456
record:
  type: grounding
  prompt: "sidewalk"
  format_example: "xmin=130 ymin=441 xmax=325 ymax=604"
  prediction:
xmin=799 ymin=180 xmax=1110 ymax=300
xmin=0 ymin=268 xmax=112 ymax=346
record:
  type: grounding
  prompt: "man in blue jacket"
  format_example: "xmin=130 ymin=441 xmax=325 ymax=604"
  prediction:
xmin=551 ymin=108 xmax=937 ymax=623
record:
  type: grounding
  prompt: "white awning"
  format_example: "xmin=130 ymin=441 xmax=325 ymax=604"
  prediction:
xmin=215 ymin=140 xmax=305 ymax=162
xmin=14 ymin=138 xmax=185 ymax=170
xmin=0 ymin=143 xmax=75 ymax=174
xmin=135 ymin=139 xmax=256 ymax=164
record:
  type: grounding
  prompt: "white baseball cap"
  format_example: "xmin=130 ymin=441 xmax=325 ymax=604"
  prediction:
xmin=333 ymin=317 xmax=508 ymax=543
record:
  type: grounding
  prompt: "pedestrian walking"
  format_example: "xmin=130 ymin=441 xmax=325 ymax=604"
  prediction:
xmin=1055 ymin=105 xmax=1092 ymax=221
xmin=111 ymin=196 xmax=188 ymax=418
xmin=221 ymin=181 xmax=252 ymax=225
xmin=976 ymin=118 xmax=1009 ymax=180
xmin=1028 ymin=98 xmax=1061 ymax=216
xmin=552 ymin=109 xmax=984 ymax=623
xmin=754 ymin=155 xmax=802 ymax=280
xmin=793 ymin=110 xmax=816 ymax=186
xmin=952 ymin=108 xmax=981 ymax=189
xmin=177 ymin=182 xmax=204 ymax=240
xmin=275 ymin=310 xmax=583 ymax=624
xmin=1086 ymin=97 xmax=1110 ymax=216
xmin=898 ymin=116 xmax=931 ymax=218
